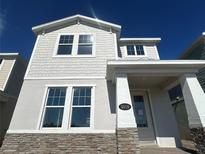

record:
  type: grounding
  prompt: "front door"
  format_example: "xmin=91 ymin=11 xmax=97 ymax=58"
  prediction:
xmin=131 ymin=91 xmax=156 ymax=144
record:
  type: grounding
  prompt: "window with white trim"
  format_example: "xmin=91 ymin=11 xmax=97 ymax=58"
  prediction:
xmin=78 ymin=35 xmax=93 ymax=55
xmin=57 ymin=35 xmax=74 ymax=55
xmin=126 ymin=45 xmax=145 ymax=56
xmin=42 ymin=87 xmax=66 ymax=128
xmin=70 ymin=87 xmax=92 ymax=127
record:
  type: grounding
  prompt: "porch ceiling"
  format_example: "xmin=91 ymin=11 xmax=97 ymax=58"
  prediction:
xmin=128 ymin=76 xmax=177 ymax=89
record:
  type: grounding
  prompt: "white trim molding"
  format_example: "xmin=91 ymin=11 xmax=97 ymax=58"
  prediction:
xmin=7 ymin=129 xmax=115 ymax=134
xmin=24 ymin=76 xmax=106 ymax=80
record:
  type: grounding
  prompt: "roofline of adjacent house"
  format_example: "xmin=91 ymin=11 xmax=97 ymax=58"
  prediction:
xmin=120 ymin=38 xmax=161 ymax=43
xmin=0 ymin=53 xmax=19 ymax=56
xmin=179 ymin=32 xmax=205 ymax=59
xmin=32 ymin=14 xmax=122 ymax=34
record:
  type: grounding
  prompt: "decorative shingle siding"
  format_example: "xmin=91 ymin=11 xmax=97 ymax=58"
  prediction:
xmin=0 ymin=59 xmax=15 ymax=90
xmin=119 ymin=45 xmax=160 ymax=60
xmin=182 ymin=41 xmax=205 ymax=92
xmin=27 ymin=23 xmax=116 ymax=78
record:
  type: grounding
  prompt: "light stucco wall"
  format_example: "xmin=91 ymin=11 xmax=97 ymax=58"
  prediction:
xmin=9 ymin=79 xmax=116 ymax=131
xmin=149 ymin=87 xmax=181 ymax=147
xmin=27 ymin=23 xmax=116 ymax=78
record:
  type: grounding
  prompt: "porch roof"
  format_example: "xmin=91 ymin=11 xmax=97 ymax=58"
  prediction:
xmin=106 ymin=60 xmax=205 ymax=81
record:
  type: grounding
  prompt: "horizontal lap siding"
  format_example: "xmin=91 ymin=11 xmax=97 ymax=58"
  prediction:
xmin=119 ymin=45 xmax=160 ymax=60
xmin=0 ymin=59 xmax=15 ymax=90
xmin=27 ymin=24 xmax=116 ymax=77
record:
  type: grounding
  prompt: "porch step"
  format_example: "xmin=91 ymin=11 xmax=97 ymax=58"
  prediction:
xmin=140 ymin=146 xmax=195 ymax=154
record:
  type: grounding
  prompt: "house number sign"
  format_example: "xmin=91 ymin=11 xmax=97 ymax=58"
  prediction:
xmin=119 ymin=103 xmax=131 ymax=110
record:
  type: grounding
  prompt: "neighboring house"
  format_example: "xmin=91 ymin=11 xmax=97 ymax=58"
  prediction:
xmin=0 ymin=53 xmax=27 ymax=145
xmin=180 ymin=32 xmax=205 ymax=92
xmin=1 ymin=15 xmax=205 ymax=153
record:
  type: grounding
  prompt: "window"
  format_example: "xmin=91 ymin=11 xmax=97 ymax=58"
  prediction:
xmin=133 ymin=96 xmax=148 ymax=127
xmin=168 ymin=84 xmax=183 ymax=102
xmin=42 ymin=87 xmax=66 ymax=128
xmin=78 ymin=35 xmax=93 ymax=55
xmin=126 ymin=45 xmax=145 ymax=56
xmin=136 ymin=45 xmax=145 ymax=55
xmin=71 ymin=87 xmax=92 ymax=127
xmin=0 ymin=59 xmax=2 ymax=64
xmin=127 ymin=45 xmax=135 ymax=55
xmin=57 ymin=35 xmax=74 ymax=55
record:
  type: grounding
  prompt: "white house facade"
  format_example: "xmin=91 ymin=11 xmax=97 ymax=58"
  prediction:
xmin=1 ymin=15 xmax=205 ymax=153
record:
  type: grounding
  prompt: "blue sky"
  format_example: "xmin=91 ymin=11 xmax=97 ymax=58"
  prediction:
xmin=0 ymin=0 xmax=205 ymax=60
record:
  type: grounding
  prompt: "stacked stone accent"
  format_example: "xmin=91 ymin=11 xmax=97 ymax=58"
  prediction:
xmin=0 ymin=133 xmax=117 ymax=153
xmin=117 ymin=128 xmax=140 ymax=154
xmin=190 ymin=127 xmax=205 ymax=154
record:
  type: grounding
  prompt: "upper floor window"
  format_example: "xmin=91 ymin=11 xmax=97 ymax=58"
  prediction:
xmin=126 ymin=45 xmax=145 ymax=56
xmin=57 ymin=35 xmax=74 ymax=55
xmin=78 ymin=35 xmax=93 ymax=55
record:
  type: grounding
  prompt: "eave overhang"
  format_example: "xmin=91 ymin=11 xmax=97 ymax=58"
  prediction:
xmin=107 ymin=60 xmax=205 ymax=81
xmin=32 ymin=14 xmax=121 ymax=36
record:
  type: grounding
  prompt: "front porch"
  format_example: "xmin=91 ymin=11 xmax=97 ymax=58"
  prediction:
xmin=108 ymin=60 xmax=205 ymax=152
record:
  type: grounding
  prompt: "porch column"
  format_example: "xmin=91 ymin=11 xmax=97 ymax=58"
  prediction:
xmin=116 ymin=73 xmax=136 ymax=128
xmin=115 ymin=73 xmax=140 ymax=154
xmin=180 ymin=73 xmax=205 ymax=153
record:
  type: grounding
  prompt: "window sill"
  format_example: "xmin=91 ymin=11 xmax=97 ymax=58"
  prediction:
xmin=52 ymin=55 xmax=96 ymax=58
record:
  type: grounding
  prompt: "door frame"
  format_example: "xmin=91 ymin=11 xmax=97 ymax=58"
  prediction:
xmin=130 ymin=88 xmax=157 ymax=145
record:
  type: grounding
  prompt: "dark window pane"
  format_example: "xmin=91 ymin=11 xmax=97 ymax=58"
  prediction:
xmin=59 ymin=35 xmax=73 ymax=44
xmin=43 ymin=108 xmax=64 ymax=127
xmin=47 ymin=97 xmax=53 ymax=106
xmin=78 ymin=45 xmax=92 ymax=55
xmin=80 ymin=88 xmax=86 ymax=97
xmin=73 ymin=97 xmax=79 ymax=105
xmin=79 ymin=35 xmax=93 ymax=43
xmin=133 ymin=95 xmax=148 ymax=127
xmin=79 ymin=97 xmax=85 ymax=105
xmin=85 ymin=97 xmax=91 ymax=105
xmin=71 ymin=107 xmax=90 ymax=127
xmin=59 ymin=97 xmax=65 ymax=106
xmin=47 ymin=88 xmax=66 ymax=106
xmin=168 ymin=84 xmax=183 ymax=101
xmin=55 ymin=89 xmax=60 ymax=96
xmin=73 ymin=88 xmax=80 ymax=97
xmin=127 ymin=45 xmax=135 ymax=55
xmin=136 ymin=45 xmax=144 ymax=55
xmin=85 ymin=88 xmax=91 ymax=97
xmin=57 ymin=45 xmax=72 ymax=55
xmin=48 ymin=88 xmax=55 ymax=97
xmin=0 ymin=59 xmax=2 ymax=64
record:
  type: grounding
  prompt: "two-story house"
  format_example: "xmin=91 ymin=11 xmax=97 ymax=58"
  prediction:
xmin=180 ymin=32 xmax=205 ymax=92
xmin=1 ymin=15 xmax=205 ymax=153
xmin=0 ymin=53 xmax=27 ymax=145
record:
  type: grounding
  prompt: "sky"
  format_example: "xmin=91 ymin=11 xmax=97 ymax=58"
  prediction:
xmin=0 ymin=0 xmax=205 ymax=60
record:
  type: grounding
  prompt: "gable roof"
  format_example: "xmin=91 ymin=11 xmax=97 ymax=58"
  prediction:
xmin=179 ymin=32 xmax=205 ymax=59
xmin=32 ymin=14 xmax=121 ymax=35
